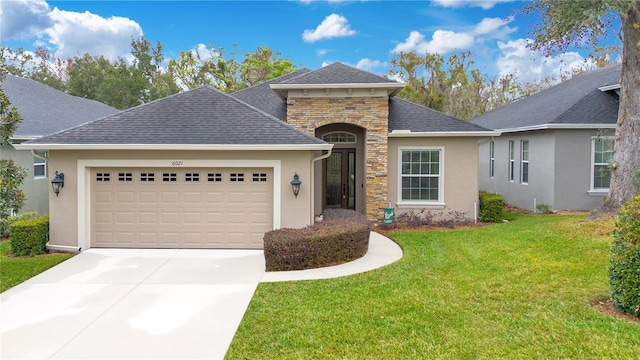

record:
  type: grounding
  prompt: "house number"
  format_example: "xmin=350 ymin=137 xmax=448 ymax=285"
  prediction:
xmin=171 ymin=161 xmax=183 ymax=166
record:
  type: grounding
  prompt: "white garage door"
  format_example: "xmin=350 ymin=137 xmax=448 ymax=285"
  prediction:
xmin=90 ymin=167 xmax=273 ymax=249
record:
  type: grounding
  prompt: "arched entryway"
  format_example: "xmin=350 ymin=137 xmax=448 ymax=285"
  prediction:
xmin=315 ymin=124 xmax=366 ymax=214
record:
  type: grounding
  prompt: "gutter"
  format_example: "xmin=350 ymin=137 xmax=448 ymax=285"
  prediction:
xmin=310 ymin=147 xmax=334 ymax=224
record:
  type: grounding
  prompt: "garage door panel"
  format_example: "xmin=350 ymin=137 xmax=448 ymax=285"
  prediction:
xmin=91 ymin=167 xmax=273 ymax=249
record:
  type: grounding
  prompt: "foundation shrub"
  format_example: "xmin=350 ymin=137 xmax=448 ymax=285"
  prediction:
xmin=479 ymin=192 xmax=504 ymax=223
xmin=10 ymin=215 xmax=49 ymax=256
xmin=264 ymin=209 xmax=370 ymax=271
xmin=609 ymin=194 xmax=640 ymax=317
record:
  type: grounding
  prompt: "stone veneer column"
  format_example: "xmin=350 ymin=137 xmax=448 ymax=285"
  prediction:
xmin=286 ymin=97 xmax=388 ymax=221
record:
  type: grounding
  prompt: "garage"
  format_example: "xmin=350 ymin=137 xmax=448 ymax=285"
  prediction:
xmin=91 ymin=167 xmax=273 ymax=249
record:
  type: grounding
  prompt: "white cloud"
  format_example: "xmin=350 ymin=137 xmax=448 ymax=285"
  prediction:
xmin=433 ymin=0 xmax=514 ymax=10
xmin=496 ymin=38 xmax=593 ymax=84
xmin=316 ymin=49 xmax=330 ymax=56
xmin=392 ymin=30 xmax=474 ymax=54
xmin=302 ymin=14 xmax=356 ymax=43
xmin=474 ymin=17 xmax=516 ymax=39
xmin=355 ymin=58 xmax=386 ymax=71
xmin=0 ymin=0 xmax=52 ymax=39
xmin=46 ymin=8 xmax=143 ymax=61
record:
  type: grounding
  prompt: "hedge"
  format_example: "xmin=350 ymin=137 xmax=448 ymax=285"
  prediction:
xmin=10 ymin=215 xmax=49 ymax=256
xmin=609 ymin=194 xmax=640 ymax=317
xmin=264 ymin=209 xmax=370 ymax=271
xmin=479 ymin=192 xmax=504 ymax=223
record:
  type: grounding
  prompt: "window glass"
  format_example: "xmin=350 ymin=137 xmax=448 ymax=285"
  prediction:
xmin=33 ymin=151 xmax=47 ymax=178
xmin=322 ymin=132 xmax=356 ymax=144
xmin=400 ymin=149 xmax=441 ymax=202
xmin=521 ymin=140 xmax=529 ymax=184
xmin=593 ymin=138 xmax=614 ymax=190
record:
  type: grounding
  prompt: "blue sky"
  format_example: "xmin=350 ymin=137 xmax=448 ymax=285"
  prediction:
xmin=1 ymin=0 xmax=621 ymax=84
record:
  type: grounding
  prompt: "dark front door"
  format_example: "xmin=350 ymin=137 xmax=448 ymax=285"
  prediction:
xmin=325 ymin=149 xmax=356 ymax=210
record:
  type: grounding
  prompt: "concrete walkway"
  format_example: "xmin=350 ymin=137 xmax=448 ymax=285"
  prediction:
xmin=0 ymin=232 xmax=402 ymax=359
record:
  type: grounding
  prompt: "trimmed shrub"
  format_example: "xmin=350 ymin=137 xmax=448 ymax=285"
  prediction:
xmin=479 ymin=192 xmax=504 ymax=223
xmin=10 ymin=215 xmax=49 ymax=256
xmin=609 ymin=195 xmax=640 ymax=317
xmin=1 ymin=211 xmax=38 ymax=237
xmin=264 ymin=209 xmax=370 ymax=271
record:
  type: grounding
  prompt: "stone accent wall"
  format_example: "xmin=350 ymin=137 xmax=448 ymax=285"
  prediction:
xmin=286 ymin=97 xmax=389 ymax=221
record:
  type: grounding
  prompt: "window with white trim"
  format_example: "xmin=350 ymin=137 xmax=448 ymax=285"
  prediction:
xmin=322 ymin=131 xmax=356 ymax=144
xmin=489 ymin=141 xmax=495 ymax=178
xmin=33 ymin=151 xmax=47 ymax=178
xmin=591 ymin=137 xmax=615 ymax=190
xmin=520 ymin=140 xmax=529 ymax=184
xmin=399 ymin=148 xmax=443 ymax=203
xmin=508 ymin=140 xmax=515 ymax=182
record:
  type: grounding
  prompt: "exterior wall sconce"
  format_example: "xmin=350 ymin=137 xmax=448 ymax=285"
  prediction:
xmin=290 ymin=173 xmax=302 ymax=198
xmin=51 ymin=171 xmax=64 ymax=196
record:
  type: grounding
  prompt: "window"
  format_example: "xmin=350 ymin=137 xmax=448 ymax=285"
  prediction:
xmin=230 ymin=173 xmax=245 ymax=182
xmin=207 ymin=173 xmax=222 ymax=182
xmin=140 ymin=173 xmax=155 ymax=182
xmin=520 ymin=140 xmax=529 ymax=184
xmin=322 ymin=131 xmax=356 ymax=143
xmin=33 ymin=151 xmax=47 ymax=178
xmin=592 ymin=137 xmax=615 ymax=190
xmin=96 ymin=172 xmax=110 ymax=182
xmin=508 ymin=140 xmax=515 ymax=182
xmin=118 ymin=172 xmax=133 ymax=182
xmin=399 ymin=148 xmax=442 ymax=203
xmin=252 ymin=173 xmax=267 ymax=182
xmin=489 ymin=141 xmax=495 ymax=178
xmin=163 ymin=173 xmax=177 ymax=182
xmin=185 ymin=173 xmax=200 ymax=182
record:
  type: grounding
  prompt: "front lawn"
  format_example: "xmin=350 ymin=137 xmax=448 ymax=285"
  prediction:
xmin=0 ymin=240 xmax=74 ymax=293
xmin=227 ymin=213 xmax=640 ymax=359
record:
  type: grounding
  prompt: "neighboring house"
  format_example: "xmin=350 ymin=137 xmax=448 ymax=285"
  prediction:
xmin=16 ymin=63 xmax=496 ymax=251
xmin=1 ymin=75 xmax=118 ymax=215
xmin=471 ymin=64 xmax=621 ymax=212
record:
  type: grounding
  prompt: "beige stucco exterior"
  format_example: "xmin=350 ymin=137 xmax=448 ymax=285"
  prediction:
xmin=1 ymin=145 xmax=49 ymax=215
xmin=388 ymin=137 xmax=480 ymax=220
xmin=45 ymin=149 xmax=316 ymax=250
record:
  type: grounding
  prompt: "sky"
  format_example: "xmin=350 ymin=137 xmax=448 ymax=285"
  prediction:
xmin=0 ymin=0 xmax=622 ymax=84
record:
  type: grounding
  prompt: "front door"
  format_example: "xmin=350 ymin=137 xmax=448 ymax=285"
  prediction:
xmin=325 ymin=149 xmax=356 ymax=210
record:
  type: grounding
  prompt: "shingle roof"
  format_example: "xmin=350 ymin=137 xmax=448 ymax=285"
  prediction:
xmin=232 ymin=69 xmax=310 ymax=120
xmin=280 ymin=62 xmax=397 ymax=85
xmin=470 ymin=64 xmax=621 ymax=131
xmin=389 ymin=97 xmax=493 ymax=133
xmin=26 ymin=86 xmax=326 ymax=146
xmin=2 ymin=75 xmax=118 ymax=138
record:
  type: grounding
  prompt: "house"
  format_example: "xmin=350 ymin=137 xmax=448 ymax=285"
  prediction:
xmin=1 ymin=75 xmax=118 ymax=215
xmin=471 ymin=64 xmax=621 ymax=212
xmin=16 ymin=63 xmax=496 ymax=251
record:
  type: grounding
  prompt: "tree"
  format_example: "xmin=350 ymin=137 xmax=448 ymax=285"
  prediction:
xmin=523 ymin=0 xmax=640 ymax=215
xmin=130 ymin=37 xmax=179 ymax=101
xmin=0 ymin=69 xmax=27 ymax=218
xmin=241 ymin=47 xmax=297 ymax=87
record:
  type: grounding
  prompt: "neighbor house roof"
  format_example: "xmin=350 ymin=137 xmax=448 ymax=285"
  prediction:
xmin=470 ymin=64 xmax=621 ymax=132
xmin=2 ymin=75 xmax=118 ymax=140
xmin=235 ymin=62 xmax=496 ymax=136
xmin=18 ymin=86 xmax=330 ymax=151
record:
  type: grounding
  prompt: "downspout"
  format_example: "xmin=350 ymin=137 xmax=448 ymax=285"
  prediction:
xmin=310 ymin=148 xmax=333 ymax=224
xmin=31 ymin=149 xmax=48 ymax=161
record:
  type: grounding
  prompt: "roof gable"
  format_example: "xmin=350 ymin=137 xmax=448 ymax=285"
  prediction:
xmin=26 ymin=86 xmax=326 ymax=147
xmin=2 ymin=75 xmax=118 ymax=139
xmin=470 ymin=64 xmax=621 ymax=131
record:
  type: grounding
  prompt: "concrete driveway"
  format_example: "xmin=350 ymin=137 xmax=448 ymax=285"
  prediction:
xmin=0 ymin=248 xmax=265 ymax=360
xmin=0 ymin=233 xmax=402 ymax=359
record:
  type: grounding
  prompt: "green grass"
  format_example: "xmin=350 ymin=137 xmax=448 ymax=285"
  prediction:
xmin=0 ymin=240 xmax=74 ymax=293
xmin=227 ymin=214 xmax=640 ymax=359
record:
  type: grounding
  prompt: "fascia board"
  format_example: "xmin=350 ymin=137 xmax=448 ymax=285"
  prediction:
xmin=496 ymin=123 xmax=617 ymax=133
xmin=389 ymin=131 xmax=502 ymax=137
xmin=13 ymin=143 xmax=334 ymax=151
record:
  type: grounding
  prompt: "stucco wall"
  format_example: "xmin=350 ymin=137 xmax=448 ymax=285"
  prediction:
xmin=1 ymin=145 xmax=49 ymax=215
xmin=46 ymin=149 xmax=315 ymax=249
xmin=478 ymin=129 xmax=612 ymax=211
xmin=388 ymin=137 xmax=480 ymax=221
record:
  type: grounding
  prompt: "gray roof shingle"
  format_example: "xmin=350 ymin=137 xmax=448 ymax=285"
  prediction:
xmin=389 ymin=97 xmax=492 ymax=133
xmin=27 ymin=86 xmax=326 ymax=146
xmin=2 ymin=75 xmax=118 ymax=138
xmin=280 ymin=62 xmax=397 ymax=85
xmin=470 ymin=64 xmax=621 ymax=131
